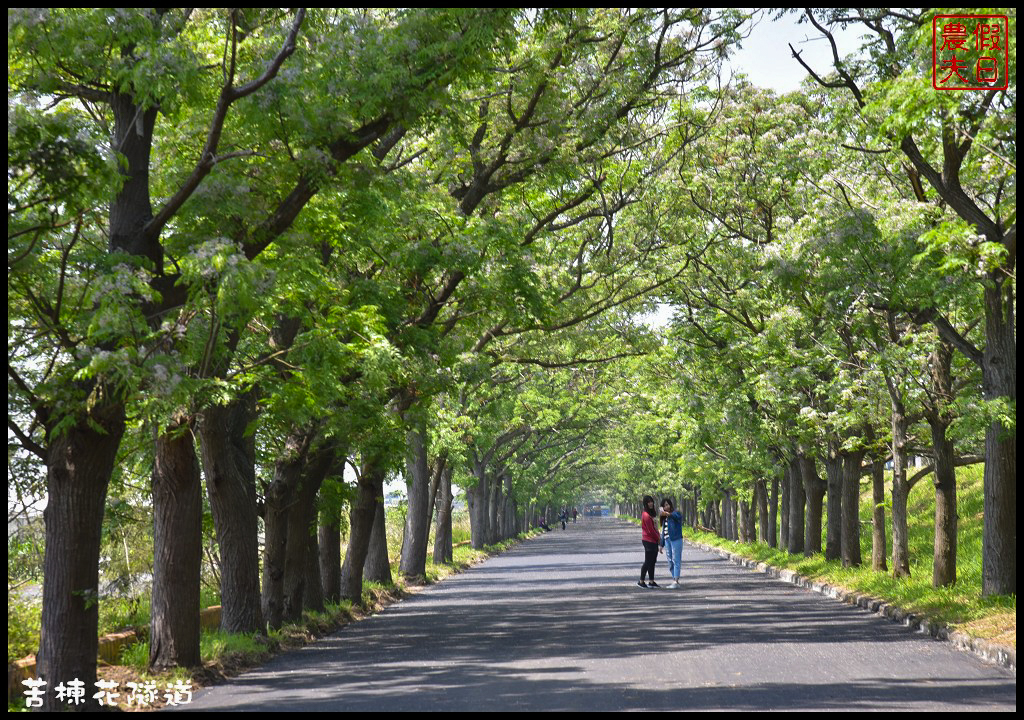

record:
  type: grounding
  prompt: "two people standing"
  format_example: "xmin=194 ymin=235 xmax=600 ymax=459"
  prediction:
xmin=638 ymin=495 xmax=684 ymax=589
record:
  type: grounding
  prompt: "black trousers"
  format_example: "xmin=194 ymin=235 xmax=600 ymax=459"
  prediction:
xmin=641 ymin=540 xmax=659 ymax=581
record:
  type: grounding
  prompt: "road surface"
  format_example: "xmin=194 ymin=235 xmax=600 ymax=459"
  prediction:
xmin=184 ymin=517 xmax=1015 ymax=711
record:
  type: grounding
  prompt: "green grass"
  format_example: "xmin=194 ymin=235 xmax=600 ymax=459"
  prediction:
xmin=120 ymin=627 xmax=276 ymax=674
xmin=676 ymin=465 xmax=1015 ymax=646
xmin=7 ymin=592 xmax=41 ymax=663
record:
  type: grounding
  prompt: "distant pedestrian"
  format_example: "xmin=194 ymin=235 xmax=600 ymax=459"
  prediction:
xmin=638 ymin=495 xmax=660 ymax=588
xmin=559 ymin=508 xmax=568 ymax=530
xmin=572 ymin=507 xmax=578 ymax=524
xmin=660 ymin=498 xmax=683 ymax=588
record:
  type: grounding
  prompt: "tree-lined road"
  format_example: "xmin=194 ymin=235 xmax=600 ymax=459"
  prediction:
xmin=185 ymin=519 xmax=1015 ymax=711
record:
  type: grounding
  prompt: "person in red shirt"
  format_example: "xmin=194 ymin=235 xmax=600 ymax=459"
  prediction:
xmin=638 ymin=495 xmax=660 ymax=588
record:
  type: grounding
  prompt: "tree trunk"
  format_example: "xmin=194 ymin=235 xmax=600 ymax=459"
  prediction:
xmin=720 ymin=494 xmax=729 ymax=539
xmin=870 ymin=456 xmax=888 ymax=572
xmin=841 ymin=449 xmax=864 ymax=568
xmin=340 ymin=455 xmax=386 ymax=602
xmin=304 ymin=530 xmax=325 ymax=613
xmin=467 ymin=458 xmax=489 ymax=549
xmin=916 ymin=339 xmax=957 ymax=588
xmin=800 ymin=452 xmax=825 ymax=556
xmin=779 ymin=464 xmax=789 ymax=550
xmin=824 ymin=444 xmax=844 ymax=561
xmin=198 ymin=393 xmax=263 ymax=633
xmin=787 ymin=457 xmax=805 ymax=555
xmin=890 ymin=394 xmax=912 ymax=578
xmin=931 ymin=419 xmax=958 ymax=587
xmin=768 ymin=474 xmax=779 ymax=548
xmin=501 ymin=473 xmax=516 ymax=540
xmin=38 ymin=403 xmax=126 ymax=711
xmin=282 ymin=446 xmax=333 ymax=622
xmin=426 ymin=454 xmax=446 ymax=531
xmin=433 ymin=464 xmax=454 ymax=564
xmin=262 ymin=429 xmax=314 ymax=630
xmin=738 ymin=500 xmax=752 ymax=543
xmin=755 ymin=479 xmax=769 ymax=543
xmin=149 ymin=422 xmax=202 ymax=670
xmin=486 ymin=472 xmax=502 ymax=545
xmin=364 ymin=496 xmax=393 ymax=584
xmin=980 ymin=275 xmax=1015 ymax=596
xmin=400 ymin=419 xmax=431 ymax=580
xmin=319 ymin=518 xmax=342 ymax=604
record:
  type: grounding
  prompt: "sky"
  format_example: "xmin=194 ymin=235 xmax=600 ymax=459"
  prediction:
xmin=726 ymin=9 xmax=869 ymax=94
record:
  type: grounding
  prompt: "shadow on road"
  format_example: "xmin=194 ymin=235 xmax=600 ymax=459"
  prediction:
xmin=186 ymin=518 xmax=1016 ymax=711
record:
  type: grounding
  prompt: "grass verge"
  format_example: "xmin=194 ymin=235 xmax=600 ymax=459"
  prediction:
xmin=7 ymin=526 xmax=540 ymax=712
xmin=623 ymin=465 xmax=1015 ymax=649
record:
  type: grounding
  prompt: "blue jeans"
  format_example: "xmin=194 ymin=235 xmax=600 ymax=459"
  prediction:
xmin=664 ymin=537 xmax=683 ymax=580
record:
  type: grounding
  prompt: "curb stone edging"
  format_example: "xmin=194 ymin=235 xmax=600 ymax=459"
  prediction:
xmin=690 ymin=540 xmax=1016 ymax=672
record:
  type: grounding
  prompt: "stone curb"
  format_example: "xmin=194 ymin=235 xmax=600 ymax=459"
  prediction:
xmin=690 ymin=540 xmax=1016 ymax=673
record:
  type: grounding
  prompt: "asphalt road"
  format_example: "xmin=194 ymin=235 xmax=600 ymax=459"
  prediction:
xmin=183 ymin=517 xmax=1015 ymax=711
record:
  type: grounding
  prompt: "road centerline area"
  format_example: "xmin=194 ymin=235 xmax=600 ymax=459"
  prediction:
xmin=185 ymin=519 xmax=1015 ymax=712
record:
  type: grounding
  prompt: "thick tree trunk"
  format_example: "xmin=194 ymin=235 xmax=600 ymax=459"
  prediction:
xmin=340 ymin=456 xmax=386 ymax=602
xmin=433 ymin=464 xmax=454 ymax=564
xmin=870 ymin=457 xmax=888 ymax=572
xmin=198 ymin=393 xmax=263 ymax=633
xmin=37 ymin=93 xmax=154 ymax=708
xmin=787 ymin=457 xmax=805 ymax=555
xmin=303 ymin=530 xmax=325 ymax=613
xmin=262 ymin=429 xmax=314 ymax=629
xmin=980 ymin=276 xmax=1015 ymax=596
xmin=282 ymin=446 xmax=333 ymax=622
xmin=921 ymin=339 xmax=958 ymax=587
xmin=400 ymin=420 xmax=431 ymax=580
xmin=800 ymin=452 xmax=825 ymax=556
xmin=319 ymin=519 xmax=342 ymax=604
xmin=38 ymin=403 xmax=126 ymax=711
xmin=364 ymin=497 xmax=393 ymax=584
xmin=841 ymin=449 xmax=864 ymax=568
xmin=824 ymin=444 xmax=843 ymax=561
xmin=149 ymin=423 xmax=202 ymax=670
xmin=739 ymin=500 xmax=753 ymax=543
